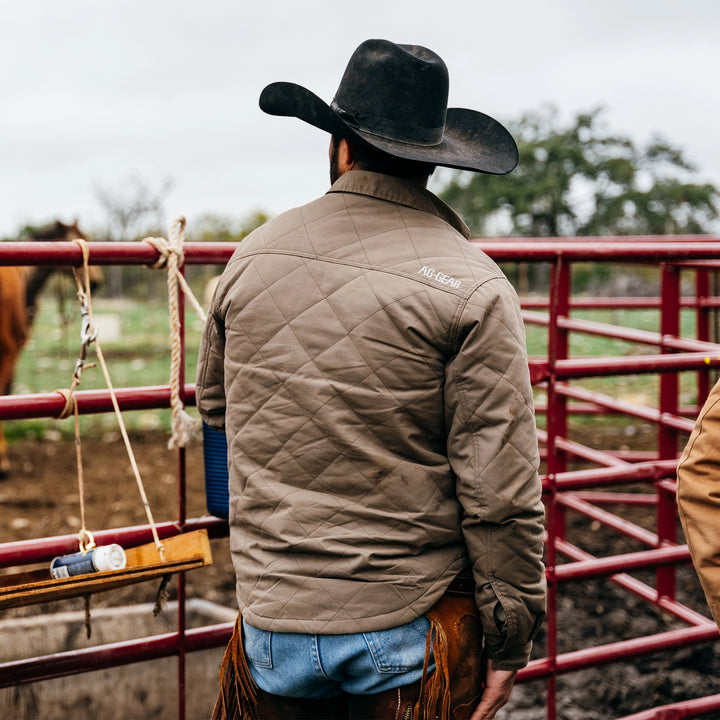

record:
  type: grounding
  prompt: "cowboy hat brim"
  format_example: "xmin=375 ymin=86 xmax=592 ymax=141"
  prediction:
xmin=259 ymin=81 xmax=519 ymax=176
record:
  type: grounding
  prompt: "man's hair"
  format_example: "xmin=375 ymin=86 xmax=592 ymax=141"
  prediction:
xmin=333 ymin=134 xmax=435 ymax=186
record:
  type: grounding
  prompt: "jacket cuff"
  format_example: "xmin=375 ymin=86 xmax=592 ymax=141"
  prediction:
xmin=485 ymin=639 xmax=532 ymax=671
xmin=200 ymin=412 xmax=225 ymax=432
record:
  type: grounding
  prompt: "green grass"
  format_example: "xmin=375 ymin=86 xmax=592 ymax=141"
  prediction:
xmin=526 ymin=307 xmax=705 ymax=434
xmin=7 ymin=285 xmax=707 ymax=442
xmin=525 ymin=307 xmax=698 ymax=357
xmin=9 ymin=280 xmax=206 ymax=441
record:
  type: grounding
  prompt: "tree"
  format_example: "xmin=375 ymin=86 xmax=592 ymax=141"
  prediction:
xmin=95 ymin=175 xmax=174 ymax=243
xmin=187 ymin=211 xmax=269 ymax=243
xmin=185 ymin=211 xmax=270 ymax=299
xmin=438 ymin=106 xmax=720 ymax=238
xmin=94 ymin=175 xmax=174 ymax=296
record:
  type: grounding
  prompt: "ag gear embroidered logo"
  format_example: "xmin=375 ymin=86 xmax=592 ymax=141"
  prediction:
xmin=418 ymin=266 xmax=462 ymax=289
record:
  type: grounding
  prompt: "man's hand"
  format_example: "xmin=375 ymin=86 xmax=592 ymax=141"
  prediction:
xmin=469 ymin=662 xmax=517 ymax=720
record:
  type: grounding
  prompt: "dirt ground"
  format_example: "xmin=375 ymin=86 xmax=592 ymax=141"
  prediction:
xmin=0 ymin=431 xmax=237 ymax=610
xmin=1 ymin=431 xmax=720 ymax=719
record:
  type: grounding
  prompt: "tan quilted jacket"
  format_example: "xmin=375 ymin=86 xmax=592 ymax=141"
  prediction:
xmin=677 ymin=378 xmax=720 ymax=628
xmin=196 ymin=171 xmax=546 ymax=669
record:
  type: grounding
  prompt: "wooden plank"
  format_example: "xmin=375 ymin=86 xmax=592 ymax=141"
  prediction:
xmin=125 ymin=528 xmax=212 ymax=567
xmin=0 ymin=530 xmax=212 ymax=610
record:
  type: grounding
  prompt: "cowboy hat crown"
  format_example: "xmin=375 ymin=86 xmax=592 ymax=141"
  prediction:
xmin=259 ymin=39 xmax=518 ymax=175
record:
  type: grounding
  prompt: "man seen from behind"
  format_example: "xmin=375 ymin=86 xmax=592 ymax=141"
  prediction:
xmin=197 ymin=38 xmax=547 ymax=720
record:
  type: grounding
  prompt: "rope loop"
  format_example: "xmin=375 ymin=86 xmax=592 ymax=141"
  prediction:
xmin=168 ymin=216 xmax=187 ymax=259
xmin=144 ymin=216 xmax=187 ymax=269
xmin=142 ymin=217 xmax=203 ymax=450
xmin=79 ymin=529 xmax=96 ymax=554
xmin=144 ymin=235 xmax=184 ymax=270
xmin=55 ymin=388 xmax=77 ymax=420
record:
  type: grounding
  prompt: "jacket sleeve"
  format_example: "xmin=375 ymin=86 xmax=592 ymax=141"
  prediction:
xmin=444 ymin=278 xmax=546 ymax=670
xmin=677 ymin=378 xmax=720 ymax=629
xmin=195 ymin=306 xmax=227 ymax=431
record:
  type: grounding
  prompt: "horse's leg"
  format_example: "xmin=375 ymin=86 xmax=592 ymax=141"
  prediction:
xmin=0 ymin=422 xmax=8 ymax=478
xmin=0 ymin=266 xmax=29 ymax=478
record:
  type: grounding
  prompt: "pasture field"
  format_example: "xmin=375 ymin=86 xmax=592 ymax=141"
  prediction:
xmin=10 ymin=278 xmax=207 ymax=440
xmin=8 ymin=282 xmax=704 ymax=440
xmin=525 ymin=305 xmax=702 ymax=434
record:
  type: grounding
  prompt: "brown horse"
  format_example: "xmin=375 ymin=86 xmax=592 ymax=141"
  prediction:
xmin=0 ymin=220 xmax=103 ymax=477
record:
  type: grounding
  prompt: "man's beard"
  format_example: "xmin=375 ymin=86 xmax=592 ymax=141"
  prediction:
xmin=329 ymin=138 xmax=341 ymax=184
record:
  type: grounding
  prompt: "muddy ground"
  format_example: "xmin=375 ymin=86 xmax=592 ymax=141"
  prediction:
xmin=1 ymin=431 xmax=720 ymax=719
xmin=0 ymin=431 xmax=237 ymax=610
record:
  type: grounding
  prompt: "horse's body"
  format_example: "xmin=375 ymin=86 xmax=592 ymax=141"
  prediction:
xmin=0 ymin=220 xmax=101 ymax=476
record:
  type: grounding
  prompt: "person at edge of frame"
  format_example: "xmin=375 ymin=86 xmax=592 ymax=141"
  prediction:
xmin=677 ymin=377 xmax=720 ymax=631
xmin=196 ymin=38 xmax=547 ymax=720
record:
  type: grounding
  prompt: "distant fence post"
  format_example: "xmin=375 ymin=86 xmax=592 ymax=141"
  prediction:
xmin=657 ymin=262 xmax=681 ymax=599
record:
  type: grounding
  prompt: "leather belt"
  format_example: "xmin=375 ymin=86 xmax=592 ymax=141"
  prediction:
xmin=447 ymin=569 xmax=475 ymax=597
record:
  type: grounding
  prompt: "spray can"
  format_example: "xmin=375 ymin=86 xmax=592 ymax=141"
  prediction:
xmin=50 ymin=544 xmax=127 ymax=579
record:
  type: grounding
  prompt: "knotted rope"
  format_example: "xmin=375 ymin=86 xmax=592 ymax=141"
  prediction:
xmin=143 ymin=217 xmax=206 ymax=450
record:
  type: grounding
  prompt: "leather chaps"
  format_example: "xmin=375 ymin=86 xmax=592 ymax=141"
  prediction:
xmin=211 ymin=578 xmax=483 ymax=720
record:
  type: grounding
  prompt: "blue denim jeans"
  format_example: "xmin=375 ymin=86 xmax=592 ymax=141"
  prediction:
xmin=241 ymin=616 xmax=435 ymax=698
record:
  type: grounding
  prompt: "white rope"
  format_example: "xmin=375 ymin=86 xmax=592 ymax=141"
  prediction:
xmin=144 ymin=218 xmax=201 ymax=450
xmin=64 ymin=239 xmax=165 ymax=559
xmin=143 ymin=233 xmax=207 ymax=325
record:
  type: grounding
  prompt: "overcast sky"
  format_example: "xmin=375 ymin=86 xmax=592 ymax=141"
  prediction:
xmin=1 ymin=0 xmax=718 ymax=238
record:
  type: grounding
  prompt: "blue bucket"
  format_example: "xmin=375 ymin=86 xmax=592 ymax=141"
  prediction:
xmin=202 ymin=421 xmax=229 ymax=519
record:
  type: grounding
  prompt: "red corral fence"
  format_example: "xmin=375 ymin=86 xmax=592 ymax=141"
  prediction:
xmin=1 ymin=235 xmax=720 ymax=719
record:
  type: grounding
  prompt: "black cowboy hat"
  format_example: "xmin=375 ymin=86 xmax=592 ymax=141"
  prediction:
xmin=259 ymin=38 xmax=518 ymax=175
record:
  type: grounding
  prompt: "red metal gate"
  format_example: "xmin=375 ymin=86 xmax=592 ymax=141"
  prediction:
xmin=1 ymin=236 xmax=719 ymax=719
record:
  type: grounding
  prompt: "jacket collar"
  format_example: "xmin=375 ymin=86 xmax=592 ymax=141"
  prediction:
xmin=327 ymin=171 xmax=470 ymax=239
